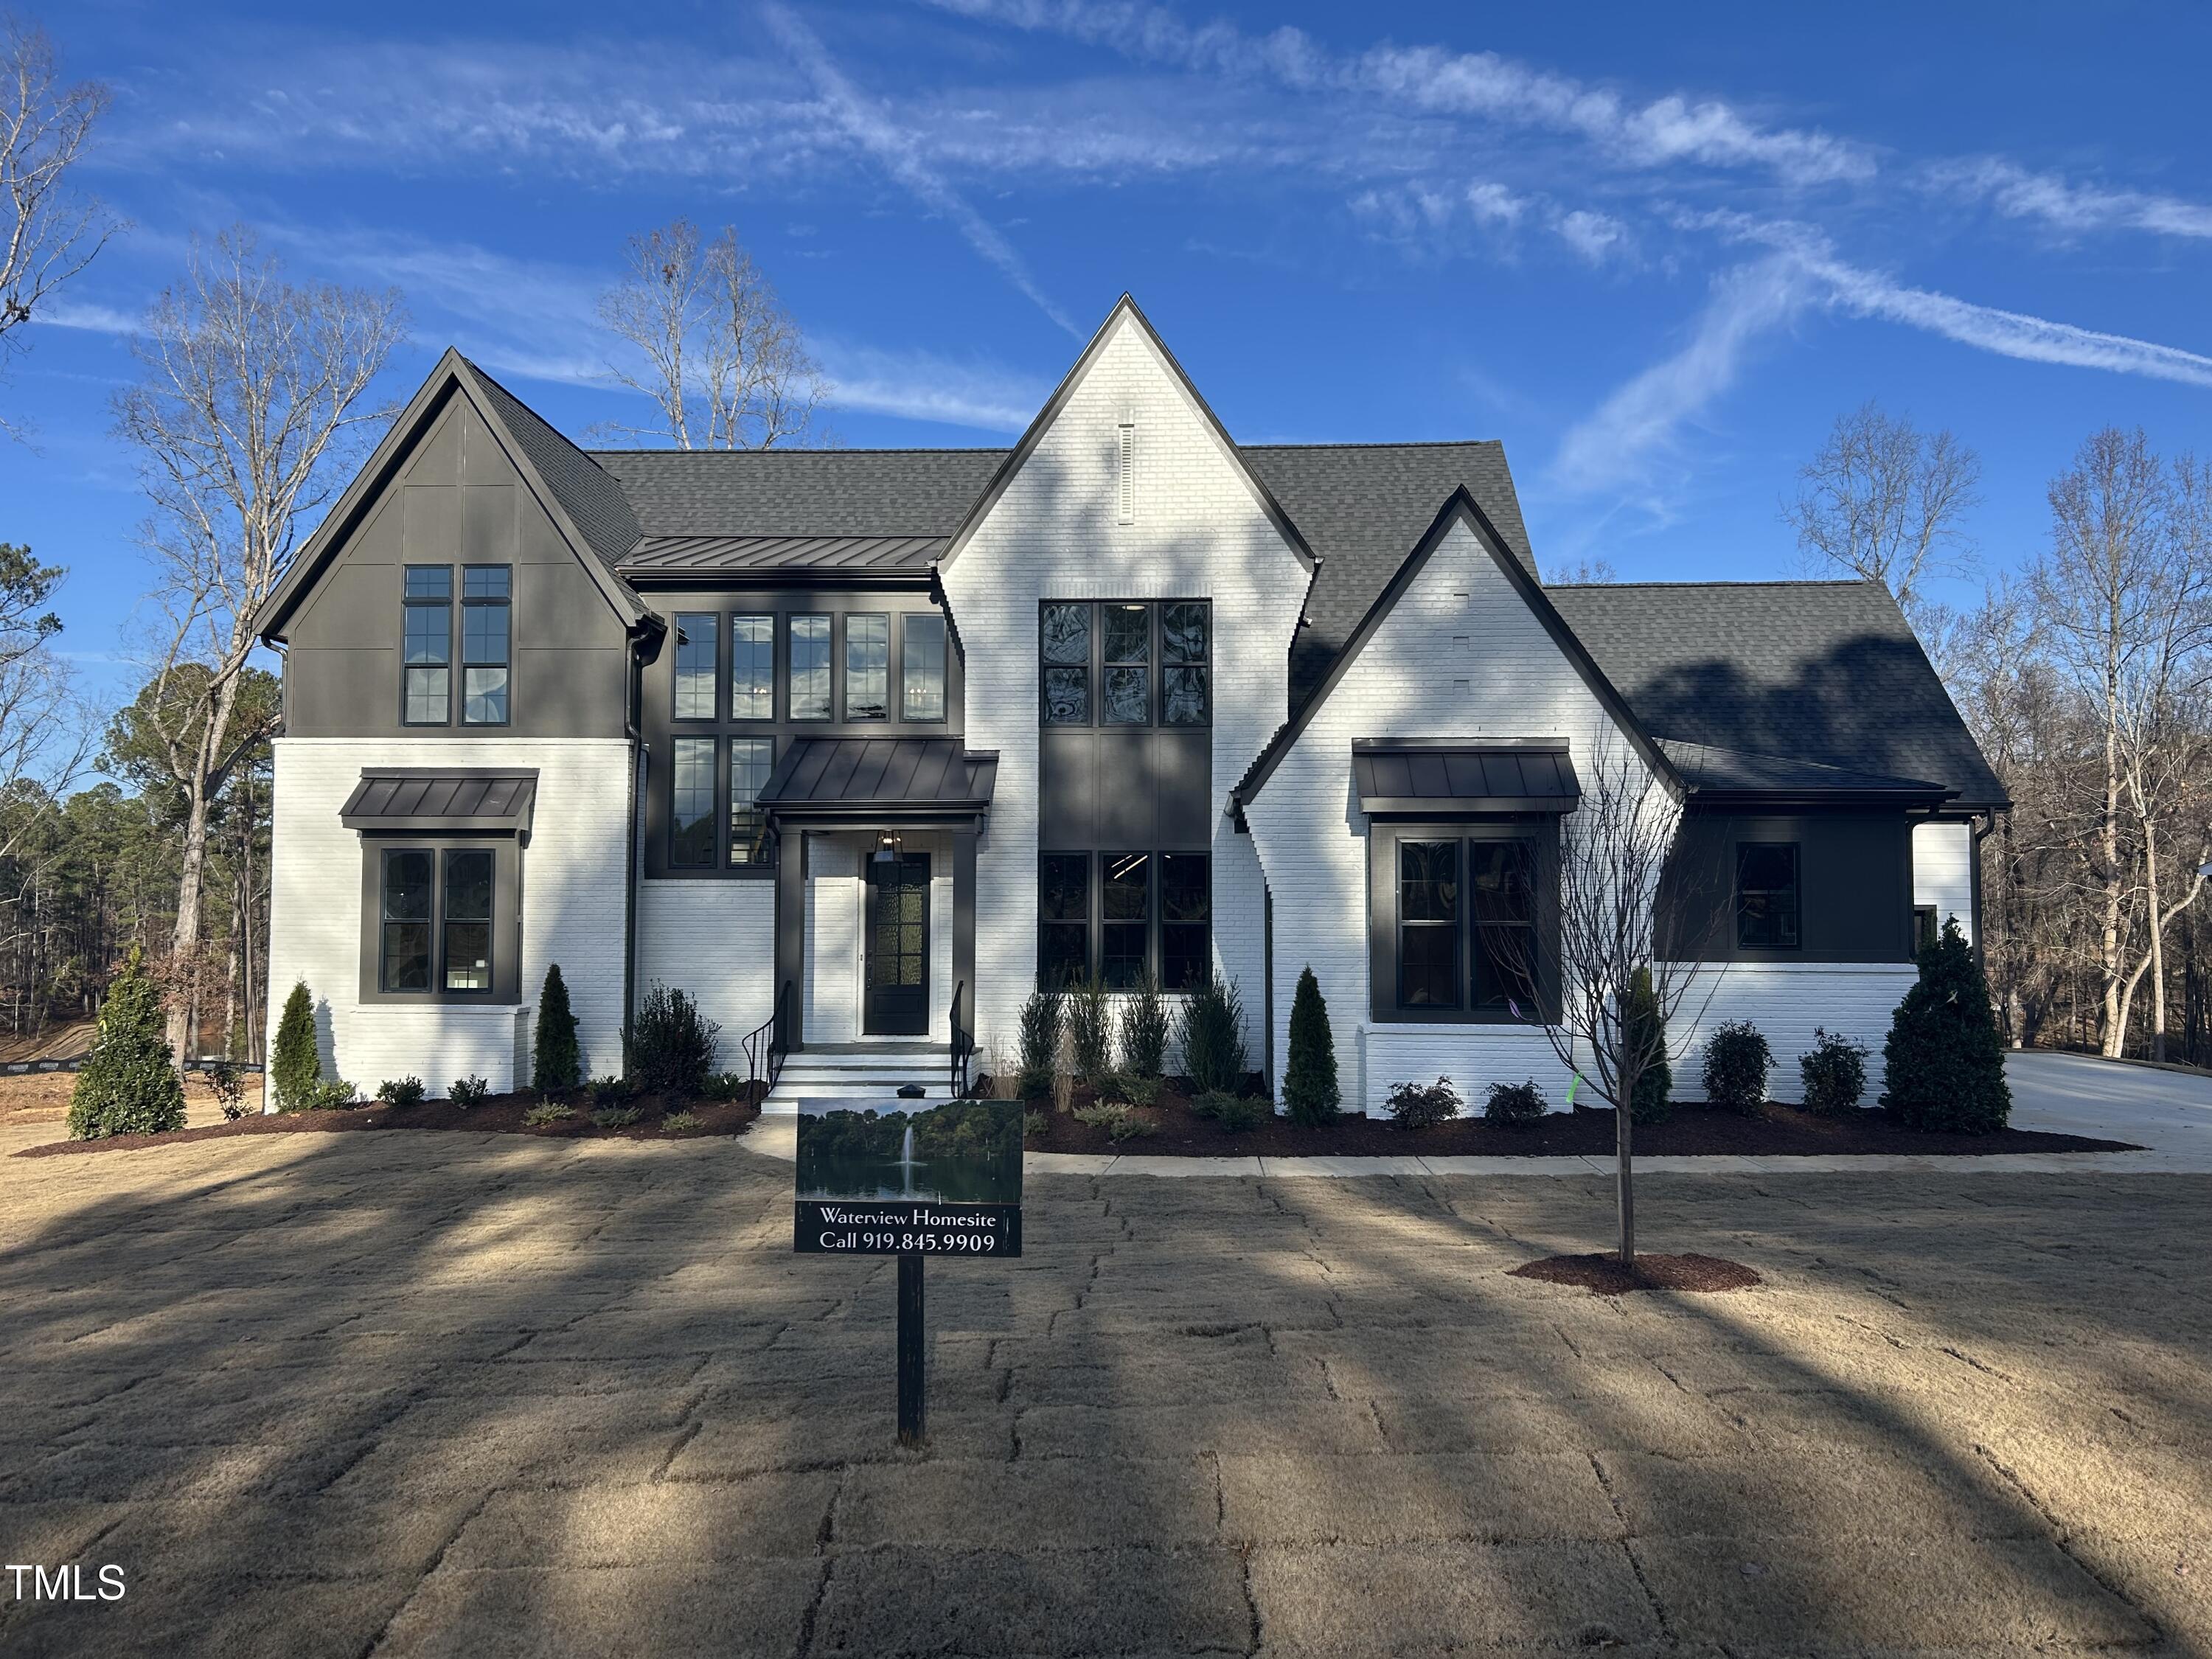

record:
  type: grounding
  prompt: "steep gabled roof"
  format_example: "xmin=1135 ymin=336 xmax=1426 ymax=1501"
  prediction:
xmin=1233 ymin=489 xmax=1677 ymax=810
xmin=465 ymin=360 xmax=640 ymax=575
xmin=593 ymin=448 xmax=1007 ymax=540
xmin=1548 ymin=580 xmax=2006 ymax=811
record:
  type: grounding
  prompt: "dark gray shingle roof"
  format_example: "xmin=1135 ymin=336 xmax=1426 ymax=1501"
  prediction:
xmin=1549 ymin=580 xmax=2006 ymax=809
xmin=1657 ymin=742 xmax=1950 ymax=799
xmin=590 ymin=448 xmax=1009 ymax=538
xmin=465 ymin=362 xmax=641 ymax=577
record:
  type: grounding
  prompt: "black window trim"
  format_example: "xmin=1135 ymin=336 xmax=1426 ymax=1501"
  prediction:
xmin=400 ymin=563 xmax=453 ymax=728
xmin=458 ymin=563 xmax=512 ymax=728
xmin=1037 ymin=597 xmax=1211 ymax=732
xmin=898 ymin=611 xmax=949 ymax=726
xmin=788 ymin=611 xmax=832 ymax=723
xmin=1036 ymin=847 xmax=1211 ymax=992
xmin=1368 ymin=820 xmax=1558 ymax=1026
xmin=672 ymin=610 xmax=721 ymax=725
xmin=728 ymin=610 xmax=778 ymax=723
xmin=1736 ymin=840 xmax=1803 ymax=952
xmin=844 ymin=611 xmax=891 ymax=723
xmin=360 ymin=838 xmax=521 ymax=1005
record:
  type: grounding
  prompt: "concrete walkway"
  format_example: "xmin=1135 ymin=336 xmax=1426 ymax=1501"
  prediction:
xmin=748 ymin=1050 xmax=2212 ymax=1176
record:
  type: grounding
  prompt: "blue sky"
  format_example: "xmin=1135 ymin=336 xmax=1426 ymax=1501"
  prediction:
xmin=9 ymin=0 xmax=2212 ymax=702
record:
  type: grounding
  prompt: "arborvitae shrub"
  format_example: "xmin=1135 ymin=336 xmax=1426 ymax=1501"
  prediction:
xmin=1176 ymin=972 xmax=1249 ymax=1096
xmin=270 ymin=978 xmax=321 ymax=1113
xmin=1483 ymin=1079 xmax=1545 ymax=1127
xmin=1066 ymin=977 xmax=1114 ymax=1086
xmin=1701 ymin=1020 xmax=1771 ymax=1115
xmin=628 ymin=982 xmax=719 ymax=1096
xmin=1283 ymin=965 xmax=1340 ymax=1126
xmin=532 ymin=964 xmax=582 ymax=1094
xmin=1118 ymin=973 xmax=1168 ymax=1080
xmin=1017 ymin=989 xmax=1062 ymax=1099
xmin=1882 ymin=919 xmax=2011 ymax=1133
xmin=1625 ymin=966 xmax=1672 ymax=1124
xmin=1799 ymin=1029 xmax=1868 ymax=1114
xmin=68 ymin=947 xmax=186 ymax=1140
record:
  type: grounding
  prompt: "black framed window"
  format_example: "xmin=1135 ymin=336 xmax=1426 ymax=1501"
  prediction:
xmin=402 ymin=566 xmax=451 ymax=726
xmin=672 ymin=737 xmax=717 ymax=868
xmin=1737 ymin=843 xmax=1801 ymax=949
xmin=846 ymin=613 xmax=889 ymax=720
xmin=1102 ymin=604 xmax=1150 ymax=725
xmin=1398 ymin=841 xmax=1460 ymax=1009
xmin=902 ymin=613 xmax=947 ymax=722
xmin=380 ymin=849 xmax=434 ymax=991
xmin=460 ymin=567 xmax=510 ymax=726
xmin=730 ymin=738 xmax=776 ymax=868
xmin=1040 ymin=603 xmax=1090 ymax=724
xmin=443 ymin=849 xmax=494 ymax=991
xmin=731 ymin=613 xmax=774 ymax=720
xmin=1161 ymin=600 xmax=1210 ymax=726
xmin=1039 ymin=854 xmax=1089 ymax=988
xmin=789 ymin=614 xmax=831 ymax=721
xmin=1470 ymin=841 xmax=1537 ymax=1012
xmin=1161 ymin=852 xmax=1211 ymax=991
xmin=1102 ymin=852 xmax=1150 ymax=988
xmin=674 ymin=613 xmax=718 ymax=720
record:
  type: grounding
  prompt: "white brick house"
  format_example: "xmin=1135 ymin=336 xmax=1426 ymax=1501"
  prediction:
xmin=258 ymin=296 xmax=2005 ymax=1108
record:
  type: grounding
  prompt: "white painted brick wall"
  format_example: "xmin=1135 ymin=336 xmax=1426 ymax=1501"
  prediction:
xmin=1667 ymin=961 xmax=1919 ymax=1105
xmin=939 ymin=312 xmax=1309 ymax=1052
xmin=265 ymin=737 xmax=632 ymax=1093
xmin=1913 ymin=820 xmax=1975 ymax=943
xmin=636 ymin=880 xmax=775 ymax=1069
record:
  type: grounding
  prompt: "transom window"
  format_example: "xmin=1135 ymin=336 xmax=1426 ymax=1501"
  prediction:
xmin=1039 ymin=600 xmax=1209 ymax=728
xmin=379 ymin=846 xmax=497 ymax=995
xmin=1037 ymin=850 xmax=1210 ymax=991
xmin=1737 ymin=843 xmax=1801 ymax=949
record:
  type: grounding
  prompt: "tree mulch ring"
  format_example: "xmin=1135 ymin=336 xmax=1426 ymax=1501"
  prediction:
xmin=1511 ymin=1252 xmax=1764 ymax=1296
xmin=13 ymin=1089 xmax=762 ymax=1158
xmin=1018 ymin=1088 xmax=2142 ymax=1158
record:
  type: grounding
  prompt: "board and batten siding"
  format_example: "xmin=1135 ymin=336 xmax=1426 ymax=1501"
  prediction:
xmin=938 ymin=310 xmax=1307 ymax=1060
xmin=265 ymin=737 xmax=631 ymax=1093
xmin=1913 ymin=819 xmax=1976 ymax=944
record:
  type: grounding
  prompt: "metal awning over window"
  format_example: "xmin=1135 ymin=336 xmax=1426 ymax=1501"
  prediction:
xmin=1352 ymin=740 xmax=1580 ymax=815
xmin=758 ymin=739 xmax=998 ymax=827
xmin=339 ymin=769 xmax=538 ymax=834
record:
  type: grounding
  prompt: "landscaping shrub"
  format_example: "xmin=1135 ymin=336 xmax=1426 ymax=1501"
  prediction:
xmin=310 ymin=1080 xmax=358 ymax=1110
xmin=591 ymin=1105 xmax=642 ymax=1130
xmin=662 ymin=1110 xmax=703 ymax=1134
xmin=1074 ymin=1100 xmax=1157 ymax=1142
xmin=628 ymin=982 xmax=719 ymax=1096
xmin=1625 ymin=966 xmax=1672 ymax=1125
xmin=271 ymin=978 xmax=321 ymax=1113
xmin=1283 ymin=965 xmax=1340 ymax=1127
xmin=532 ymin=964 xmax=582 ymax=1094
xmin=1118 ymin=973 xmax=1169 ymax=1080
xmin=1016 ymin=988 xmax=1062 ymax=1099
xmin=523 ymin=1102 xmax=573 ymax=1127
xmin=1701 ymin=1020 xmax=1771 ymax=1115
xmin=449 ymin=1075 xmax=490 ymax=1109
xmin=375 ymin=1077 xmax=426 ymax=1109
xmin=1176 ymin=972 xmax=1249 ymax=1096
xmin=67 ymin=947 xmax=186 ymax=1141
xmin=1882 ymin=918 xmax=2011 ymax=1133
xmin=1192 ymin=1088 xmax=1263 ymax=1132
xmin=1484 ymin=1079 xmax=1546 ymax=1127
xmin=1022 ymin=1108 xmax=1048 ymax=1141
xmin=204 ymin=1060 xmax=248 ymax=1121
xmin=699 ymin=1071 xmax=750 ymax=1101
xmin=1119 ymin=1073 xmax=1161 ymax=1107
xmin=588 ymin=1074 xmax=633 ymax=1107
xmin=1067 ymin=977 xmax=1114 ymax=1086
xmin=1384 ymin=1075 xmax=1463 ymax=1129
xmin=1799 ymin=1029 xmax=1868 ymax=1115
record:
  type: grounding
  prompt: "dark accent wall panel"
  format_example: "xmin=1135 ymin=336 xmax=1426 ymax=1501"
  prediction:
xmin=1039 ymin=729 xmax=1211 ymax=851
xmin=1661 ymin=809 xmax=1914 ymax=963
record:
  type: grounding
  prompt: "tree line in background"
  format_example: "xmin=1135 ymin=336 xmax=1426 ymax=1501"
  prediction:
xmin=3 ymin=12 xmax=2208 ymax=1072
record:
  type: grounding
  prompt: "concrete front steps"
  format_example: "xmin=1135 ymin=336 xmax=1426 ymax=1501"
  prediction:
xmin=762 ymin=1040 xmax=956 ymax=1114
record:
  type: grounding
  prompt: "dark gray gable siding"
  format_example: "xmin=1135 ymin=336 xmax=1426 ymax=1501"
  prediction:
xmin=1548 ymin=580 xmax=2007 ymax=810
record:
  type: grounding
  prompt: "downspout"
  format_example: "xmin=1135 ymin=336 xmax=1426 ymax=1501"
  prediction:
xmin=1970 ymin=809 xmax=2000 ymax=978
xmin=623 ymin=627 xmax=650 ymax=1069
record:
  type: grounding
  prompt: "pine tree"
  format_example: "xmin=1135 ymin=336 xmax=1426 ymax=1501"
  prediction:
xmin=69 ymin=947 xmax=186 ymax=1139
xmin=1882 ymin=919 xmax=2011 ymax=1133
xmin=533 ymin=963 xmax=582 ymax=1094
xmin=1283 ymin=964 xmax=1340 ymax=1125
xmin=270 ymin=978 xmax=321 ymax=1113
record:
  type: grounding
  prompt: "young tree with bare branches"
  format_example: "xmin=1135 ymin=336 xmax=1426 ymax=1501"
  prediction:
xmin=1784 ymin=401 xmax=1980 ymax=630
xmin=597 ymin=218 xmax=828 ymax=449
xmin=1 ymin=14 xmax=119 ymax=397
xmin=113 ymin=227 xmax=406 ymax=1065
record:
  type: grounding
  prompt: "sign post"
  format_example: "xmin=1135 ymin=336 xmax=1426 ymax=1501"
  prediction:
xmin=794 ymin=1096 xmax=1024 ymax=1445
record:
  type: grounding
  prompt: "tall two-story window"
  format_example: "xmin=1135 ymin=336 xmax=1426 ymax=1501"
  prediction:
xmin=674 ymin=613 xmax=718 ymax=720
xmin=846 ymin=614 xmax=889 ymax=720
xmin=731 ymin=613 xmax=774 ymax=720
xmin=402 ymin=566 xmax=452 ymax=725
xmin=729 ymin=738 xmax=775 ymax=866
xmin=1035 ymin=851 xmax=1211 ymax=991
xmin=1040 ymin=603 xmax=1091 ymax=724
xmin=902 ymin=614 xmax=947 ymax=721
xmin=671 ymin=738 xmax=717 ymax=868
xmin=461 ymin=567 xmax=510 ymax=725
xmin=789 ymin=614 xmax=831 ymax=721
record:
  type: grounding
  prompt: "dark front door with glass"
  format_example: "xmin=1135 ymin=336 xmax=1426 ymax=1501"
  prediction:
xmin=864 ymin=852 xmax=931 ymax=1035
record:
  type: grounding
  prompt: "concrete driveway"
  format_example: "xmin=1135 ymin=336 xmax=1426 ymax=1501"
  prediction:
xmin=2007 ymin=1049 xmax=2212 ymax=1164
xmin=3 ymin=1127 xmax=2209 ymax=1658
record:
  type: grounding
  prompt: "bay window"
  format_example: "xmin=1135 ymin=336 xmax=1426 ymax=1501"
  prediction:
xmin=1371 ymin=826 xmax=1554 ymax=1023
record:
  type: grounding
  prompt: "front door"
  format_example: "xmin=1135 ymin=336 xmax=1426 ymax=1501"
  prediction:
xmin=864 ymin=852 xmax=931 ymax=1035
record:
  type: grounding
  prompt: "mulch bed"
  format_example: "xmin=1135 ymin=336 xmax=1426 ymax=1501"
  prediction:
xmin=13 ymin=1089 xmax=762 ymax=1158
xmin=1510 ymin=1252 xmax=1764 ymax=1296
xmin=1020 ymin=1089 xmax=2142 ymax=1158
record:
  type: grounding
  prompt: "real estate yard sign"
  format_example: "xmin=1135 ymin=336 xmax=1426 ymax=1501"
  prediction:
xmin=793 ymin=1098 xmax=1023 ymax=1256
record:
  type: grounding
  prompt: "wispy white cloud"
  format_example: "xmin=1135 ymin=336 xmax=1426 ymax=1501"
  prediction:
xmin=1929 ymin=157 xmax=2212 ymax=241
xmin=32 ymin=299 xmax=140 ymax=336
xmin=1551 ymin=256 xmax=1814 ymax=496
xmin=761 ymin=4 xmax=1078 ymax=335
xmin=813 ymin=341 xmax=1047 ymax=431
xmin=1552 ymin=207 xmax=1630 ymax=265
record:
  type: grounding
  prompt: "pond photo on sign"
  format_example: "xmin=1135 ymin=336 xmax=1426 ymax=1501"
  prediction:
xmin=795 ymin=1099 xmax=1023 ymax=1206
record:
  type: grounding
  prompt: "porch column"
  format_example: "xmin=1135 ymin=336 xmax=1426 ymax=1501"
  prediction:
xmin=776 ymin=827 xmax=804 ymax=1051
xmin=953 ymin=827 xmax=977 ymax=1036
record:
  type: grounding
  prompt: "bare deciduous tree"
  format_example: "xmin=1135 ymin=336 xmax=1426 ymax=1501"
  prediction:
xmin=1 ymin=15 xmax=119 ymax=391
xmin=1785 ymin=401 xmax=1980 ymax=624
xmin=597 ymin=218 xmax=828 ymax=449
xmin=114 ymin=227 xmax=406 ymax=1064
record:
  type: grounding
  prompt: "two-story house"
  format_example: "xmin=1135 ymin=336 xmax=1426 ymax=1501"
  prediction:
xmin=256 ymin=296 xmax=2005 ymax=1110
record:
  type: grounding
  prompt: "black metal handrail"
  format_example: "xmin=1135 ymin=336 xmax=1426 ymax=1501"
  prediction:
xmin=742 ymin=978 xmax=793 ymax=1104
xmin=949 ymin=978 xmax=974 ymax=1099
